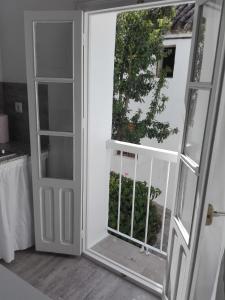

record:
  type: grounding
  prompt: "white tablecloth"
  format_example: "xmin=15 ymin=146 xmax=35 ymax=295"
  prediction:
xmin=0 ymin=156 xmax=34 ymax=263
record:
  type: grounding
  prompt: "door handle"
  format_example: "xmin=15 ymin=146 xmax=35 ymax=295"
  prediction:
xmin=206 ymin=204 xmax=225 ymax=225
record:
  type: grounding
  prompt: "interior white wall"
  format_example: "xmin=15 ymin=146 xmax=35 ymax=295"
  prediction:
xmin=0 ymin=0 xmax=75 ymax=83
xmin=86 ymin=12 xmax=117 ymax=248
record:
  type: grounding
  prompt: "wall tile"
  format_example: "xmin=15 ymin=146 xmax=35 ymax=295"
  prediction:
xmin=1 ymin=82 xmax=48 ymax=147
xmin=2 ymin=82 xmax=30 ymax=144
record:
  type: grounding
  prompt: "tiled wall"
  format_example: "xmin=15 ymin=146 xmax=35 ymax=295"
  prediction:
xmin=1 ymin=82 xmax=48 ymax=147
xmin=2 ymin=83 xmax=30 ymax=144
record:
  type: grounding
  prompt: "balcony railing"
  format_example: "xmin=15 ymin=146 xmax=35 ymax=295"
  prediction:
xmin=106 ymin=139 xmax=178 ymax=256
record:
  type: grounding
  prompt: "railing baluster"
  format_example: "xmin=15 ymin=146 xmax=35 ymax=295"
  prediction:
xmin=117 ymin=151 xmax=123 ymax=231
xmin=107 ymin=139 xmax=178 ymax=256
xmin=160 ymin=161 xmax=171 ymax=252
xmin=130 ymin=153 xmax=138 ymax=238
xmin=144 ymin=158 xmax=154 ymax=245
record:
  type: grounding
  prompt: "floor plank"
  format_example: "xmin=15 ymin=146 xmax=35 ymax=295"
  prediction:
xmin=1 ymin=248 xmax=161 ymax=300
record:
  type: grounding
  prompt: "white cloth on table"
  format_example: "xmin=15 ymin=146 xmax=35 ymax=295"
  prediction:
xmin=0 ymin=156 xmax=34 ymax=263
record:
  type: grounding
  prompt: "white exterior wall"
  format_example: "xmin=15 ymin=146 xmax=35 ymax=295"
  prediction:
xmin=111 ymin=36 xmax=192 ymax=209
xmin=141 ymin=37 xmax=191 ymax=152
xmin=86 ymin=12 xmax=117 ymax=248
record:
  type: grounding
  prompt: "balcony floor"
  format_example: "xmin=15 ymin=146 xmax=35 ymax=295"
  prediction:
xmin=92 ymin=234 xmax=166 ymax=285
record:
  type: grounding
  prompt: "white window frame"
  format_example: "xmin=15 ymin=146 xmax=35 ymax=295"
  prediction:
xmin=82 ymin=0 xmax=196 ymax=296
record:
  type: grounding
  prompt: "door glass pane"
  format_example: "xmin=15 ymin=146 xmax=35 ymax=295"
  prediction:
xmin=177 ymin=162 xmax=198 ymax=235
xmin=36 ymin=22 xmax=73 ymax=78
xmin=192 ymin=0 xmax=223 ymax=82
xmin=184 ymin=89 xmax=210 ymax=163
xmin=38 ymin=83 xmax=73 ymax=132
xmin=40 ymin=136 xmax=73 ymax=180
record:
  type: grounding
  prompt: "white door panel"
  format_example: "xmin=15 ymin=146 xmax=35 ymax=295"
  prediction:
xmin=25 ymin=11 xmax=83 ymax=255
xmin=191 ymin=59 xmax=225 ymax=299
xmin=164 ymin=0 xmax=225 ymax=299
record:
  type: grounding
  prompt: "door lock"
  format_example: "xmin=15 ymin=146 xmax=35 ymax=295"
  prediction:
xmin=206 ymin=204 xmax=225 ymax=225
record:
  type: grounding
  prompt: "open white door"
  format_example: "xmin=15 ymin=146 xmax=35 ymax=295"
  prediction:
xmin=24 ymin=11 xmax=83 ymax=255
xmin=164 ymin=0 xmax=225 ymax=299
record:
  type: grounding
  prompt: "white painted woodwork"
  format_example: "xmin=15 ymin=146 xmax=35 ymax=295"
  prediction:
xmin=107 ymin=140 xmax=178 ymax=163
xmin=85 ymin=11 xmax=117 ymax=249
xmin=164 ymin=0 xmax=225 ymax=299
xmin=25 ymin=11 xmax=83 ymax=255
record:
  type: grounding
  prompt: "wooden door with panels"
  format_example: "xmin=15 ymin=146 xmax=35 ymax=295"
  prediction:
xmin=25 ymin=11 xmax=83 ymax=255
xmin=163 ymin=0 xmax=225 ymax=299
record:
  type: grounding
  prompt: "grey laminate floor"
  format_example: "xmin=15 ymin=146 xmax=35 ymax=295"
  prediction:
xmin=2 ymin=248 xmax=161 ymax=300
xmin=92 ymin=235 xmax=166 ymax=285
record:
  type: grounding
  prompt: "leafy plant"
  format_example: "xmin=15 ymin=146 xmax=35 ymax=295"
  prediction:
xmin=112 ymin=9 xmax=178 ymax=144
xmin=108 ymin=172 xmax=162 ymax=245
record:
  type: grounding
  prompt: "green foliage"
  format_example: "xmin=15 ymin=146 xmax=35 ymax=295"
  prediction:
xmin=112 ymin=8 xmax=178 ymax=144
xmin=108 ymin=172 xmax=162 ymax=245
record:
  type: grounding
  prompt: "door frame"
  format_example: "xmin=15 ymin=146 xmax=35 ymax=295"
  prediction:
xmin=163 ymin=0 xmax=225 ymax=298
xmin=25 ymin=11 xmax=83 ymax=255
xmin=82 ymin=0 xmax=195 ymax=296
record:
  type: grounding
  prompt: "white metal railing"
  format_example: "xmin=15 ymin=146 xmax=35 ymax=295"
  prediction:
xmin=106 ymin=139 xmax=178 ymax=256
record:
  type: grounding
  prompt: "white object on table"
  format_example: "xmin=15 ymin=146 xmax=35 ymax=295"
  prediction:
xmin=0 ymin=156 xmax=34 ymax=263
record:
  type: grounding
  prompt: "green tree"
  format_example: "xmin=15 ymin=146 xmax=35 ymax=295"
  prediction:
xmin=112 ymin=8 xmax=178 ymax=144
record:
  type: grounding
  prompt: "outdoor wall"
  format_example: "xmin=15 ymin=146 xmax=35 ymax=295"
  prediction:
xmin=111 ymin=36 xmax=192 ymax=210
xmin=136 ymin=36 xmax=192 ymax=151
xmin=86 ymin=12 xmax=117 ymax=249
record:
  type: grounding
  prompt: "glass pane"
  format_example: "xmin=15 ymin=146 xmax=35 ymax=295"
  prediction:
xmin=36 ymin=22 xmax=73 ymax=78
xmin=178 ymin=162 xmax=198 ymax=235
xmin=184 ymin=89 xmax=210 ymax=163
xmin=40 ymin=136 xmax=73 ymax=180
xmin=192 ymin=0 xmax=223 ymax=82
xmin=38 ymin=83 xmax=73 ymax=132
